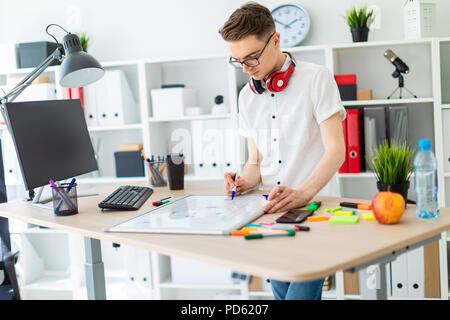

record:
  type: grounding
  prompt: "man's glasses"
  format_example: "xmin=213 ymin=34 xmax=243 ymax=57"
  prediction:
xmin=229 ymin=33 xmax=275 ymax=69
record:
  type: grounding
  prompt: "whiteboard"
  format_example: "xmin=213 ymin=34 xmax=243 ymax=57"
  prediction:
xmin=105 ymin=194 xmax=267 ymax=235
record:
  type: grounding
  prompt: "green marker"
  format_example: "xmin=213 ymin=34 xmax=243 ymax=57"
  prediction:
xmin=244 ymin=229 xmax=295 ymax=240
xmin=306 ymin=201 xmax=322 ymax=211
xmin=156 ymin=200 xmax=170 ymax=206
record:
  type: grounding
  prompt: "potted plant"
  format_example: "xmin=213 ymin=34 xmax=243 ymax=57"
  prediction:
xmin=366 ymin=139 xmax=416 ymax=204
xmin=76 ymin=32 xmax=90 ymax=52
xmin=344 ymin=6 xmax=375 ymax=42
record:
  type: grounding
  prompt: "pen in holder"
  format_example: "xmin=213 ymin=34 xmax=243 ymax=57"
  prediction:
xmin=51 ymin=182 xmax=79 ymax=216
xmin=147 ymin=161 xmax=167 ymax=187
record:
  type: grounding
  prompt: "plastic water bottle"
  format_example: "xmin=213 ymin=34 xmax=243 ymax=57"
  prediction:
xmin=413 ymin=139 xmax=439 ymax=219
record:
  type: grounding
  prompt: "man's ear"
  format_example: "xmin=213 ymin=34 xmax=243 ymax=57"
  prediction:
xmin=273 ymin=32 xmax=281 ymax=49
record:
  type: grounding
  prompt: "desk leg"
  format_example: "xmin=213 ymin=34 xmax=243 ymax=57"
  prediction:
xmin=358 ymin=263 xmax=388 ymax=300
xmin=84 ymin=237 xmax=106 ymax=300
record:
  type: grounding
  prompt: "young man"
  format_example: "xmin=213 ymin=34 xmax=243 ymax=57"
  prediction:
xmin=219 ymin=3 xmax=346 ymax=300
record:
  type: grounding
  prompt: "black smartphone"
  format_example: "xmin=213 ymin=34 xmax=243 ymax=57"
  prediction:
xmin=276 ymin=209 xmax=314 ymax=224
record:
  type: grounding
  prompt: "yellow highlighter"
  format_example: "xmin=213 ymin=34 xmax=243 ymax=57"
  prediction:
xmin=362 ymin=212 xmax=376 ymax=221
xmin=334 ymin=210 xmax=356 ymax=216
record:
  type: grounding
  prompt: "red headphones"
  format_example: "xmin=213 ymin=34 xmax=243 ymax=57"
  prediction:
xmin=248 ymin=51 xmax=296 ymax=95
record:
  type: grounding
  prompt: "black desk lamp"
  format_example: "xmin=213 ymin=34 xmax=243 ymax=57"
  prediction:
xmin=0 ymin=24 xmax=104 ymax=299
xmin=0 ymin=24 xmax=104 ymax=198
xmin=1 ymin=24 xmax=104 ymax=103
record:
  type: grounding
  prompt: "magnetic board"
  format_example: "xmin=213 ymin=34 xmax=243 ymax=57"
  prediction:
xmin=105 ymin=194 xmax=267 ymax=235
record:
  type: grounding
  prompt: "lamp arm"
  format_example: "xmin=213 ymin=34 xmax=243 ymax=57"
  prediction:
xmin=1 ymin=46 xmax=63 ymax=104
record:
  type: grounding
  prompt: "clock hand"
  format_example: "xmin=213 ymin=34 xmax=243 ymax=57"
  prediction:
xmin=274 ymin=18 xmax=291 ymax=28
xmin=286 ymin=18 xmax=300 ymax=27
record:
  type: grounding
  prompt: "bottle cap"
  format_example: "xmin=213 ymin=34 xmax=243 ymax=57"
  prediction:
xmin=418 ymin=139 xmax=431 ymax=151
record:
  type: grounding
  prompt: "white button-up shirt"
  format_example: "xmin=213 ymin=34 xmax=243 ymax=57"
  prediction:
xmin=238 ymin=59 xmax=346 ymax=197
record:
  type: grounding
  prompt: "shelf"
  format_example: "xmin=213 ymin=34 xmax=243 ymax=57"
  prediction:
xmin=20 ymin=272 xmax=73 ymax=293
xmin=159 ymin=280 xmax=241 ymax=290
xmin=337 ymin=172 xmax=375 ymax=178
xmin=0 ymin=65 xmax=59 ymax=75
xmin=442 ymin=104 xmax=450 ymax=109
xmin=439 ymin=37 xmax=450 ymax=43
xmin=445 ymin=173 xmax=450 ymax=178
xmin=248 ymin=291 xmax=274 ymax=297
xmin=321 ymin=288 xmax=337 ymax=299
xmin=343 ymin=97 xmax=434 ymax=107
xmin=143 ymin=54 xmax=227 ymax=64
xmin=76 ymin=176 xmax=148 ymax=184
xmin=11 ymin=227 xmax=67 ymax=235
xmin=88 ymin=123 xmax=143 ymax=132
xmin=185 ymin=175 xmax=223 ymax=182
xmin=344 ymin=294 xmax=361 ymax=300
xmin=331 ymin=38 xmax=433 ymax=50
xmin=148 ymin=113 xmax=232 ymax=122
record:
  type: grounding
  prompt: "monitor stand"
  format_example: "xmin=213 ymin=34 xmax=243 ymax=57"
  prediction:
xmin=31 ymin=185 xmax=99 ymax=211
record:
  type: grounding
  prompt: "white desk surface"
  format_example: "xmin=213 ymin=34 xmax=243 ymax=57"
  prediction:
xmin=0 ymin=182 xmax=449 ymax=282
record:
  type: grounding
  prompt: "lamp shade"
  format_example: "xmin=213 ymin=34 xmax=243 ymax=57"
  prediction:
xmin=59 ymin=33 xmax=104 ymax=88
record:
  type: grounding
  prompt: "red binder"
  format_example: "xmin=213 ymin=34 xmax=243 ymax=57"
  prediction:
xmin=338 ymin=117 xmax=348 ymax=173
xmin=62 ymin=88 xmax=71 ymax=99
xmin=70 ymin=88 xmax=85 ymax=113
xmin=346 ymin=109 xmax=361 ymax=173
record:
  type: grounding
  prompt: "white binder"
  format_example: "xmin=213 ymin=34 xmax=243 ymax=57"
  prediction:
xmin=1 ymin=132 xmax=23 ymax=186
xmin=123 ymin=245 xmax=152 ymax=286
xmin=0 ymin=83 xmax=56 ymax=102
xmin=390 ymin=248 xmax=425 ymax=298
xmin=406 ymin=248 xmax=424 ymax=298
xmin=83 ymin=83 xmax=99 ymax=127
xmin=202 ymin=119 xmax=225 ymax=177
xmin=96 ymin=70 xmax=139 ymax=126
xmin=443 ymin=110 xmax=450 ymax=172
xmin=190 ymin=120 xmax=209 ymax=177
xmin=15 ymin=83 xmax=56 ymax=102
xmin=390 ymin=253 xmax=408 ymax=297
xmin=220 ymin=118 xmax=235 ymax=175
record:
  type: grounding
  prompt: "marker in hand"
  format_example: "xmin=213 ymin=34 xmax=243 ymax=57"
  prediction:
xmin=231 ymin=172 xmax=238 ymax=200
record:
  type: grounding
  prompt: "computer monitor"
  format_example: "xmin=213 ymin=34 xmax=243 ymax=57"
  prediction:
xmin=3 ymin=99 xmax=98 ymax=191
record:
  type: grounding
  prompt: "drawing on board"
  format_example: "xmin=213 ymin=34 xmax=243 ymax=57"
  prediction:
xmin=105 ymin=194 xmax=267 ymax=235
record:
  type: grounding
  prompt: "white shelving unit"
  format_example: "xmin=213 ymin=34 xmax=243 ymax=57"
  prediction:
xmin=1 ymin=37 xmax=449 ymax=300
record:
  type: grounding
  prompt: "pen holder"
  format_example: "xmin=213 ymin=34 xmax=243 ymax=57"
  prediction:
xmin=166 ymin=154 xmax=185 ymax=190
xmin=51 ymin=183 xmax=79 ymax=216
xmin=147 ymin=161 xmax=167 ymax=187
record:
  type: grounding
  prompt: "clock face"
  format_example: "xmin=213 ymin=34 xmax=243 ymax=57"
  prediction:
xmin=271 ymin=4 xmax=311 ymax=47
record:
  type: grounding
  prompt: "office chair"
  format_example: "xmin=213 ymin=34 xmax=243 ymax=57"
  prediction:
xmin=0 ymin=143 xmax=21 ymax=300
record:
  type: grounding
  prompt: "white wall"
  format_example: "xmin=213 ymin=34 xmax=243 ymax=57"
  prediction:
xmin=0 ymin=0 xmax=449 ymax=62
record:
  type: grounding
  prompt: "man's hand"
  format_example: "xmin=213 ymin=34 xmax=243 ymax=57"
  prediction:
xmin=223 ymin=172 xmax=246 ymax=197
xmin=263 ymin=186 xmax=310 ymax=214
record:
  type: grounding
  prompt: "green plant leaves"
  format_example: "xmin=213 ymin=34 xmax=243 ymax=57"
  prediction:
xmin=76 ymin=32 xmax=90 ymax=52
xmin=366 ymin=139 xmax=416 ymax=185
xmin=344 ymin=6 xmax=375 ymax=28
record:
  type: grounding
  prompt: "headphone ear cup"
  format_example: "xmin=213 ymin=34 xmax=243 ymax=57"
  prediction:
xmin=249 ymin=77 xmax=265 ymax=94
xmin=266 ymin=71 xmax=284 ymax=92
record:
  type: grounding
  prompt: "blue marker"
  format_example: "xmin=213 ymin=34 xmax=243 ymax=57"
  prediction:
xmin=262 ymin=194 xmax=269 ymax=200
xmin=231 ymin=172 xmax=238 ymax=200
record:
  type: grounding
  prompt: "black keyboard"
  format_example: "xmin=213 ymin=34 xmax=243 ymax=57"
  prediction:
xmin=98 ymin=185 xmax=153 ymax=210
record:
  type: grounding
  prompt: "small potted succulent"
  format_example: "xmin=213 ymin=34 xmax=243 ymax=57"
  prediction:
xmin=344 ymin=6 xmax=375 ymax=42
xmin=366 ymin=139 xmax=416 ymax=204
